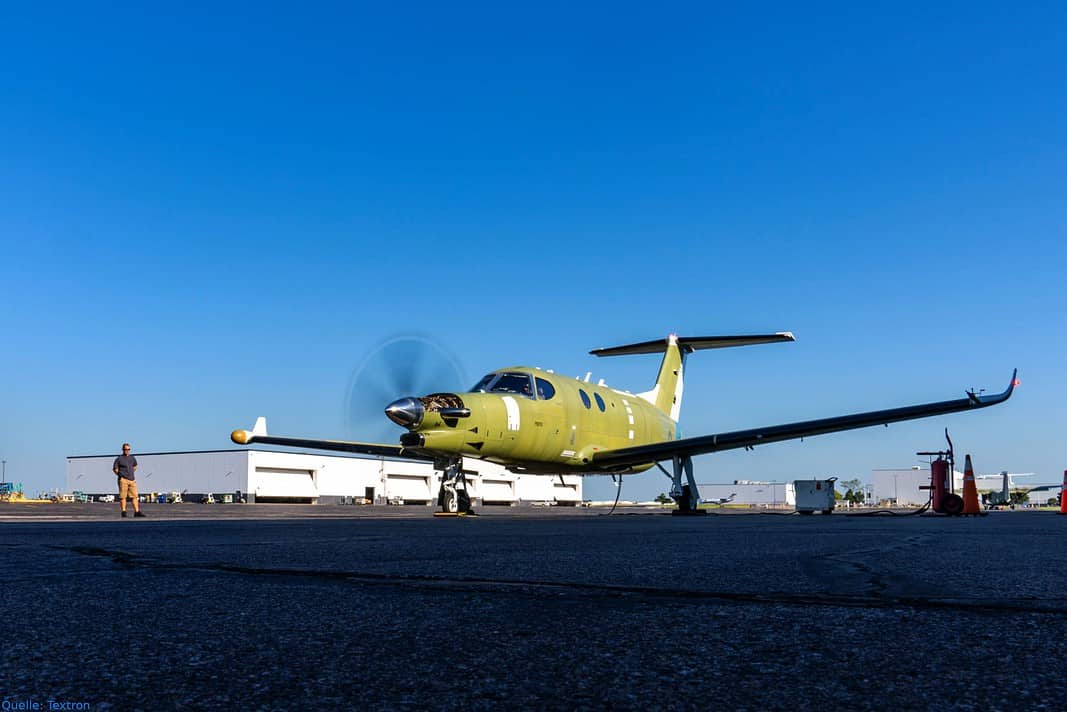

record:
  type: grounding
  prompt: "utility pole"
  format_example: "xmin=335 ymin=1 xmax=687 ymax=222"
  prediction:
xmin=2 ymin=459 xmax=5 ymax=484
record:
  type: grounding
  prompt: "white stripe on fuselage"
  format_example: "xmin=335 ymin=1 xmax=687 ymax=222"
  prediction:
xmin=502 ymin=396 xmax=521 ymax=431
xmin=670 ymin=363 xmax=684 ymax=422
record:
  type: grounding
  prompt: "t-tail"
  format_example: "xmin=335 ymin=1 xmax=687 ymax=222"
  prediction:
xmin=590 ymin=332 xmax=796 ymax=421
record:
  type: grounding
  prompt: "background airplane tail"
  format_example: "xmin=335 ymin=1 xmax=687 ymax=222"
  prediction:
xmin=590 ymin=332 xmax=795 ymax=422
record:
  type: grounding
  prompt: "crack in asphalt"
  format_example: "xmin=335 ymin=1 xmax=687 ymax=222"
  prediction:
xmin=804 ymin=534 xmax=937 ymax=598
xmin=57 ymin=545 xmax=1067 ymax=616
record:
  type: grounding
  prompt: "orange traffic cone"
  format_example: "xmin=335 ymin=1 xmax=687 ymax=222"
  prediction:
xmin=962 ymin=454 xmax=981 ymax=515
xmin=1059 ymin=470 xmax=1066 ymax=515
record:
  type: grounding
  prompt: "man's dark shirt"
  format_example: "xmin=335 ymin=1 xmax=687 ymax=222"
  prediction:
xmin=114 ymin=455 xmax=137 ymax=480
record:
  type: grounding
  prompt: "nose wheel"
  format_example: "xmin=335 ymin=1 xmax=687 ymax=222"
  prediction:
xmin=436 ymin=456 xmax=474 ymax=515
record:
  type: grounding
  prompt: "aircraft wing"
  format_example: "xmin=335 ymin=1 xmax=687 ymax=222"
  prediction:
xmin=592 ymin=370 xmax=1017 ymax=470
xmin=231 ymin=417 xmax=434 ymax=461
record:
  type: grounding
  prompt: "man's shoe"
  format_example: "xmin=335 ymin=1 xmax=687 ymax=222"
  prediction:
xmin=134 ymin=511 xmax=146 ymax=518
xmin=121 ymin=511 xmax=128 ymax=518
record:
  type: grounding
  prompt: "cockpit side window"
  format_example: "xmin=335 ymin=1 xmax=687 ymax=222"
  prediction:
xmin=469 ymin=374 xmax=498 ymax=392
xmin=489 ymin=372 xmax=534 ymax=398
xmin=535 ymin=377 xmax=555 ymax=400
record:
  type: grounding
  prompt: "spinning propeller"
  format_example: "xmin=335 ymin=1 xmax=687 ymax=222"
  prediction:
xmin=343 ymin=335 xmax=467 ymax=443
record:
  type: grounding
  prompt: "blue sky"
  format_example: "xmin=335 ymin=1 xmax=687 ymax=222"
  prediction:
xmin=1 ymin=2 xmax=1064 ymax=500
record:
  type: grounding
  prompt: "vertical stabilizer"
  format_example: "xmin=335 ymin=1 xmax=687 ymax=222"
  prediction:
xmin=637 ymin=335 xmax=685 ymax=421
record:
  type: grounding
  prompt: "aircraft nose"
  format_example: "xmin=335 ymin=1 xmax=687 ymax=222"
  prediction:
xmin=385 ymin=397 xmax=425 ymax=429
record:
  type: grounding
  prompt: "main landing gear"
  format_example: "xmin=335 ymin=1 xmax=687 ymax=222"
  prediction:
xmin=435 ymin=456 xmax=475 ymax=517
xmin=669 ymin=455 xmax=706 ymax=516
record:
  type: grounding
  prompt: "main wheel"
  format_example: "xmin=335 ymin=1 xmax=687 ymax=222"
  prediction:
xmin=441 ymin=488 xmax=458 ymax=513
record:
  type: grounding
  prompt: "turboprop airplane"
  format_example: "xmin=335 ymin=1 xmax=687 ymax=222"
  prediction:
xmin=231 ymin=333 xmax=1017 ymax=515
xmin=983 ymin=471 xmax=1036 ymax=509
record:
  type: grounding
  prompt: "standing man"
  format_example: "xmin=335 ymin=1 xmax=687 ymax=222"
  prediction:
xmin=113 ymin=443 xmax=145 ymax=518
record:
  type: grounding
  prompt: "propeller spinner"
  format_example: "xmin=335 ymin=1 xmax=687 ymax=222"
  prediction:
xmin=385 ymin=397 xmax=425 ymax=429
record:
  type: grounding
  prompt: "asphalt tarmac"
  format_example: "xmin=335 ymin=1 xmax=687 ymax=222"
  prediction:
xmin=2 ymin=504 xmax=1065 ymax=710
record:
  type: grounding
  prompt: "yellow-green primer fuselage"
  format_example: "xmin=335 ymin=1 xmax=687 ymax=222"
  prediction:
xmin=406 ymin=367 xmax=676 ymax=474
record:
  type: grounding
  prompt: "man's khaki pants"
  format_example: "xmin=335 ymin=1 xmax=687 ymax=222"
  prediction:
xmin=118 ymin=477 xmax=138 ymax=503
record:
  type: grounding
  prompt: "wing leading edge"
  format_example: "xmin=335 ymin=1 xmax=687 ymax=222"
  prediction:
xmin=592 ymin=370 xmax=1018 ymax=470
xmin=231 ymin=419 xmax=433 ymax=461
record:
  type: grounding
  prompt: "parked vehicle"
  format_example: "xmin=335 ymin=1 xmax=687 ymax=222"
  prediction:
xmin=0 ymin=483 xmax=25 ymax=502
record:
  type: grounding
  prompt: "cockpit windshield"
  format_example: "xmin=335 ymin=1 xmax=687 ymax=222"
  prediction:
xmin=470 ymin=374 xmax=497 ymax=392
xmin=469 ymin=372 xmax=536 ymax=398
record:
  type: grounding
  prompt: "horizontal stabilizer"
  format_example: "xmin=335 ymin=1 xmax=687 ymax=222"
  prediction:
xmin=591 ymin=333 xmax=794 ymax=357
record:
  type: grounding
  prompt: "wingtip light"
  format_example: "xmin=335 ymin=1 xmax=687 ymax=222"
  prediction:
xmin=231 ymin=430 xmax=251 ymax=445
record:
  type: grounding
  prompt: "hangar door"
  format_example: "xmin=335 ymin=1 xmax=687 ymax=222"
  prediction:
xmin=480 ymin=478 xmax=516 ymax=504
xmin=552 ymin=478 xmax=580 ymax=503
xmin=253 ymin=467 xmax=317 ymax=503
xmin=385 ymin=474 xmax=432 ymax=503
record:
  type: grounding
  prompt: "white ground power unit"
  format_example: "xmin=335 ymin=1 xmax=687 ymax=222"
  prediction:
xmin=793 ymin=478 xmax=837 ymax=514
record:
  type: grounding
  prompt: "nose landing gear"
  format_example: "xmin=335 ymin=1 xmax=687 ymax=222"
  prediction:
xmin=435 ymin=456 xmax=475 ymax=517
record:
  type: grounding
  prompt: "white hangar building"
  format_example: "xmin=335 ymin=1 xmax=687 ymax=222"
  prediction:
xmin=67 ymin=449 xmax=583 ymax=505
xmin=871 ymin=467 xmax=963 ymax=506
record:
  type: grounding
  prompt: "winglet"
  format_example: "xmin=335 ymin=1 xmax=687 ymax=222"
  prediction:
xmin=1002 ymin=371 xmax=1020 ymax=399
xmin=967 ymin=369 xmax=1018 ymax=406
xmin=231 ymin=416 xmax=268 ymax=445
xmin=991 ymin=369 xmax=1018 ymax=404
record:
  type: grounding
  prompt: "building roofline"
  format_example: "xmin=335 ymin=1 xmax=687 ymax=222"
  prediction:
xmin=67 ymin=448 xmax=411 ymax=462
